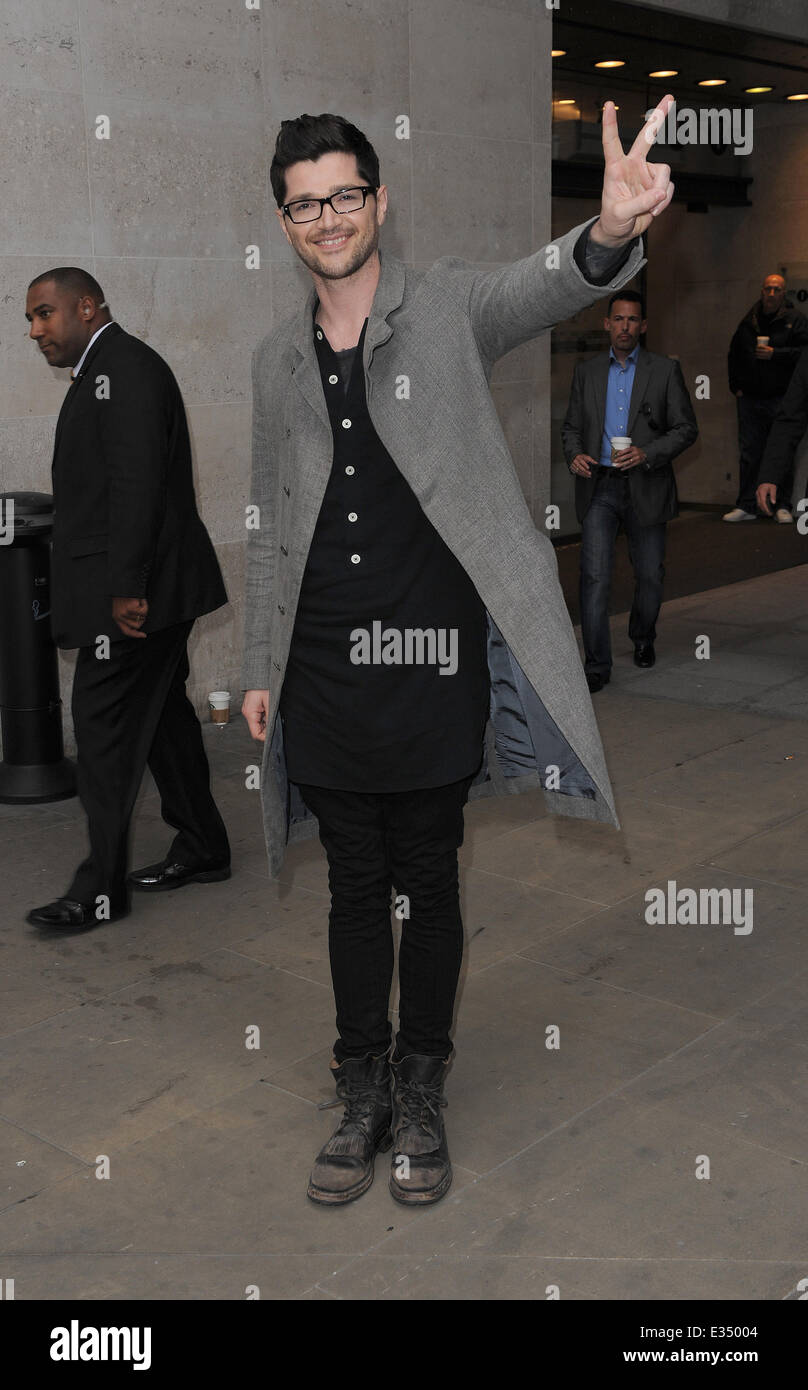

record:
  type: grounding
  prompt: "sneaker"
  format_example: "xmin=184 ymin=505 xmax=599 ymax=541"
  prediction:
xmin=722 ymin=508 xmax=757 ymax=522
xmin=775 ymin=508 xmax=794 ymax=524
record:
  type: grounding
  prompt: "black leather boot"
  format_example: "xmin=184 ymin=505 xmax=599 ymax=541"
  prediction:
xmin=307 ymin=1051 xmax=393 ymax=1205
xmin=389 ymin=1052 xmax=452 ymax=1205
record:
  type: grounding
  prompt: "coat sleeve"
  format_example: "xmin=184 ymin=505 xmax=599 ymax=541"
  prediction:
xmin=242 ymin=345 xmax=276 ymax=692
xmin=772 ymin=311 xmax=808 ymax=369
xmin=102 ymin=356 xmax=169 ymax=597
xmin=467 ymin=217 xmax=646 ymax=365
xmin=561 ymin=362 xmax=586 ymax=465
xmin=758 ymin=350 xmax=808 ymax=492
xmin=642 ymin=360 xmax=698 ymax=472
xmin=727 ymin=322 xmax=745 ymax=395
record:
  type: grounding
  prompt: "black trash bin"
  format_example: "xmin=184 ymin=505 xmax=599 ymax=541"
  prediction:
xmin=0 ymin=490 xmax=76 ymax=803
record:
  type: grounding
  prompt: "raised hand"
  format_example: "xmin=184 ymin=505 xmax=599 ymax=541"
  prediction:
xmin=592 ymin=94 xmax=675 ymax=247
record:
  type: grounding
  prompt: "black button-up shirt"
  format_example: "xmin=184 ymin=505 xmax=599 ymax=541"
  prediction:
xmin=279 ymin=310 xmax=490 ymax=791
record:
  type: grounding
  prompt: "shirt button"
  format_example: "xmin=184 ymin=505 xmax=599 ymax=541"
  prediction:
xmin=316 ymin=330 xmax=323 ymax=340
xmin=345 ymin=465 xmax=355 ymax=476
xmin=350 ymin=553 xmax=360 ymax=564
xmin=328 ymin=374 xmax=338 ymax=385
xmin=348 ymin=511 xmax=357 ymax=522
xmin=341 ymin=418 xmax=352 ymax=429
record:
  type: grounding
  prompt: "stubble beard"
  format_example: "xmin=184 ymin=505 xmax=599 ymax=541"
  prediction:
xmin=296 ymin=220 xmax=380 ymax=282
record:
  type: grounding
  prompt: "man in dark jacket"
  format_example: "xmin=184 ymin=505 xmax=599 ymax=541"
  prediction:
xmin=24 ymin=268 xmax=230 ymax=929
xmin=726 ymin=275 xmax=808 ymax=523
xmin=756 ymin=348 xmax=808 ymax=518
xmin=562 ymin=291 xmax=698 ymax=690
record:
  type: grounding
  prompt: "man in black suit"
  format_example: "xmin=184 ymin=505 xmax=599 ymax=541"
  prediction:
xmin=756 ymin=348 xmax=808 ymax=519
xmin=24 ymin=267 xmax=231 ymax=928
xmin=726 ymin=275 xmax=808 ymax=523
xmin=562 ymin=291 xmax=698 ymax=692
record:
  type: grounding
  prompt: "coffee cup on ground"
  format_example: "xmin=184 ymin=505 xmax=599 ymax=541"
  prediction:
xmin=209 ymin=690 xmax=231 ymax=725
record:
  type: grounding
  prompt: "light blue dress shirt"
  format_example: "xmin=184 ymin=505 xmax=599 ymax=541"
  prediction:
xmin=600 ymin=344 xmax=638 ymax=466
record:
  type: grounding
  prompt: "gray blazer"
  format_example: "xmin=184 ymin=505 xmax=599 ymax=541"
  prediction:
xmin=244 ymin=218 xmax=646 ymax=878
xmin=561 ymin=348 xmax=698 ymax=526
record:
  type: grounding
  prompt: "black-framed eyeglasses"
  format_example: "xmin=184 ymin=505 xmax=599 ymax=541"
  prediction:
xmin=282 ymin=185 xmax=378 ymax=224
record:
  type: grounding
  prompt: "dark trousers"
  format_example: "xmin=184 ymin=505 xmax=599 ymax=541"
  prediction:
xmin=295 ymin=773 xmax=475 ymax=1063
xmin=580 ymin=470 xmax=667 ymax=678
xmin=67 ymin=620 xmax=229 ymax=911
xmin=736 ymin=395 xmax=790 ymax=512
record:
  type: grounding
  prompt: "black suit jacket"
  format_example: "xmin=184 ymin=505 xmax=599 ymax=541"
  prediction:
xmin=758 ymin=348 xmax=808 ymax=493
xmin=50 ymin=323 xmax=227 ymax=648
xmin=561 ymin=348 xmax=699 ymax=527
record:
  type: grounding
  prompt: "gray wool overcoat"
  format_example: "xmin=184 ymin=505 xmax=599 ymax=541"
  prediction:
xmin=243 ymin=217 xmax=646 ymax=878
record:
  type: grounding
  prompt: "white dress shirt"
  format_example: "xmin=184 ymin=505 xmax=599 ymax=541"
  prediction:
xmin=72 ymin=320 xmax=115 ymax=377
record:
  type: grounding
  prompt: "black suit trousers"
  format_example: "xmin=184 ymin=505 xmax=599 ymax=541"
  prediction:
xmin=67 ymin=621 xmax=229 ymax=910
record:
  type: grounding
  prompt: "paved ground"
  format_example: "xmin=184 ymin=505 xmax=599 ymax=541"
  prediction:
xmin=2 ymin=565 xmax=807 ymax=1301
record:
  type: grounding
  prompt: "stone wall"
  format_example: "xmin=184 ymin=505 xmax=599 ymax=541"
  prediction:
xmin=0 ymin=0 xmax=551 ymax=741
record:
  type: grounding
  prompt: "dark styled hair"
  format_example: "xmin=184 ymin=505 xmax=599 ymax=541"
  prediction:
xmin=607 ymin=289 xmax=645 ymax=316
xmin=270 ymin=113 xmax=380 ymax=207
xmin=28 ymin=266 xmax=107 ymax=304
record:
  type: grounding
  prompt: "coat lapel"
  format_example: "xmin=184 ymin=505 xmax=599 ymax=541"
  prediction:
xmin=362 ymin=250 xmax=405 ymax=368
xmin=591 ymin=354 xmax=609 ymax=447
xmin=627 ymin=348 xmax=652 ymax=434
xmin=52 ymin=323 xmax=123 ymax=463
xmin=289 ymin=249 xmax=406 ymax=430
xmin=289 ymin=292 xmax=330 ymax=433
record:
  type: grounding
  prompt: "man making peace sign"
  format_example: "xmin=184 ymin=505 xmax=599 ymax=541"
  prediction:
xmin=242 ymin=97 xmax=675 ymax=1207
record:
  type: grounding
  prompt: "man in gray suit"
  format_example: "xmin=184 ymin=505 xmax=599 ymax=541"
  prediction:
xmin=242 ymin=99 xmax=675 ymax=1208
xmin=562 ymin=295 xmax=698 ymax=691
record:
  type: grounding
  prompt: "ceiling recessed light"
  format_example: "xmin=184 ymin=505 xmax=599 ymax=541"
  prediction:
xmin=648 ymin=70 xmax=678 ymax=78
xmin=699 ymin=79 xmax=727 ymax=86
xmin=746 ymin=86 xmax=773 ymax=93
xmin=596 ymin=60 xmax=625 ymax=69
xmin=786 ymin=92 xmax=808 ymax=100
xmin=551 ymin=50 xmax=566 ymax=58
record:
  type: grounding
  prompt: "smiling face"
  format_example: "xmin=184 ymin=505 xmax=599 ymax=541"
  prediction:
xmin=25 ymin=279 xmax=100 ymax=369
xmin=605 ymin=299 xmax=647 ymax=354
xmin=275 ymin=150 xmax=387 ymax=282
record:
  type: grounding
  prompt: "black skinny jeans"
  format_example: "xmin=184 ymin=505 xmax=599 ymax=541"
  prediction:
xmin=295 ymin=773 xmax=475 ymax=1063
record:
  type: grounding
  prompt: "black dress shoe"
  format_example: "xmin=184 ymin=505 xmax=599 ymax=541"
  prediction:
xmin=26 ymin=897 xmax=128 ymax=929
xmin=634 ymin=642 xmax=656 ymax=668
xmin=128 ymin=858 xmax=231 ymax=892
xmin=586 ymin=671 xmax=610 ymax=693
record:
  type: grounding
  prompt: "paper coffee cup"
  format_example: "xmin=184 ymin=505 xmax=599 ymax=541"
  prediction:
xmin=209 ymin=690 xmax=231 ymax=725
xmin=610 ymin=435 xmax=632 ymax=462
xmin=757 ymin=336 xmax=769 ymax=346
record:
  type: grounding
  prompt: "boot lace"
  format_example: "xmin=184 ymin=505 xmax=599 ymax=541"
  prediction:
xmin=318 ymin=1076 xmax=388 ymax=1133
xmin=394 ymin=1078 xmax=447 ymax=1135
